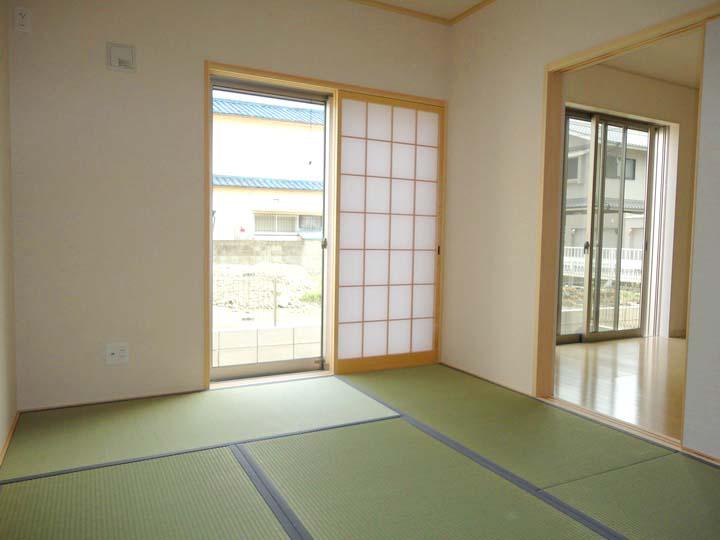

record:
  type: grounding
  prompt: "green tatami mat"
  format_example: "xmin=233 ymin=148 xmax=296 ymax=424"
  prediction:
xmin=0 ymin=447 xmax=287 ymax=540
xmin=247 ymin=419 xmax=601 ymax=540
xmin=1 ymin=377 xmax=394 ymax=480
xmin=343 ymin=365 xmax=672 ymax=488
xmin=547 ymin=453 xmax=720 ymax=540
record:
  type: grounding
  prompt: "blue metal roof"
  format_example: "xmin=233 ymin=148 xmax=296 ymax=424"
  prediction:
xmin=213 ymin=98 xmax=324 ymax=125
xmin=213 ymin=175 xmax=323 ymax=191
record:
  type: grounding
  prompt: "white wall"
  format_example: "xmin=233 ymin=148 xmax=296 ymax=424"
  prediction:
xmin=684 ymin=17 xmax=720 ymax=458
xmin=9 ymin=0 xmax=719 ymax=460
xmin=213 ymin=187 xmax=322 ymax=240
xmin=1 ymin=0 xmax=16 ymax=441
xmin=213 ymin=115 xmax=325 ymax=182
xmin=443 ymin=0 xmax=714 ymax=393
xmin=563 ymin=64 xmax=699 ymax=338
xmin=9 ymin=0 xmax=449 ymax=410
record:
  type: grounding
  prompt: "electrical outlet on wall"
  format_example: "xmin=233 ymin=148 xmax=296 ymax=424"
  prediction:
xmin=106 ymin=43 xmax=136 ymax=72
xmin=106 ymin=342 xmax=129 ymax=365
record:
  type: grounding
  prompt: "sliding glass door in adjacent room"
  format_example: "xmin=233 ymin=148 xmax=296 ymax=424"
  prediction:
xmin=210 ymin=85 xmax=328 ymax=380
xmin=558 ymin=111 xmax=654 ymax=342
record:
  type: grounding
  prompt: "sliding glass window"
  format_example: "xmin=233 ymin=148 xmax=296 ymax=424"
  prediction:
xmin=210 ymin=86 xmax=328 ymax=380
xmin=558 ymin=111 xmax=654 ymax=341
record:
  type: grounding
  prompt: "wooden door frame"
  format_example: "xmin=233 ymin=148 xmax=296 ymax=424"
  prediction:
xmin=534 ymin=4 xmax=720 ymax=448
xmin=203 ymin=61 xmax=446 ymax=387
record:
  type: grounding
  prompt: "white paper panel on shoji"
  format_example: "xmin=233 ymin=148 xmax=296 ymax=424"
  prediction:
xmin=337 ymin=96 xmax=440 ymax=360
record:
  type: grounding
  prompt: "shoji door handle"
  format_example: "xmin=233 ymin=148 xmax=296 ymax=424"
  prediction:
xmin=583 ymin=241 xmax=590 ymax=254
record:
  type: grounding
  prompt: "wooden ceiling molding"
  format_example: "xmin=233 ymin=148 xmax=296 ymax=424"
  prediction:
xmin=346 ymin=0 xmax=496 ymax=26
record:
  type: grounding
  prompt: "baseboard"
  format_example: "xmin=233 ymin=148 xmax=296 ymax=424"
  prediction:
xmin=681 ymin=444 xmax=720 ymax=466
xmin=334 ymin=351 xmax=437 ymax=375
xmin=441 ymin=362 xmax=532 ymax=397
xmin=542 ymin=397 xmax=682 ymax=449
xmin=0 ymin=412 xmax=19 ymax=466
xmin=18 ymin=385 xmax=206 ymax=414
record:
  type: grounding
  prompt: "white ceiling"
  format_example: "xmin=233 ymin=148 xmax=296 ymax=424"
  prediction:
xmin=603 ymin=29 xmax=704 ymax=89
xmin=368 ymin=0 xmax=482 ymax=20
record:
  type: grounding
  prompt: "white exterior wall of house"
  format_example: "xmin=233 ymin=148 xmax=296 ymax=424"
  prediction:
xmin=213 ymin=187 xmax=322 ymax=240
xmin=212 ymin=112 xmax=324 ymax=241
xmin=213 ymin=115 xmax=325 ymax=181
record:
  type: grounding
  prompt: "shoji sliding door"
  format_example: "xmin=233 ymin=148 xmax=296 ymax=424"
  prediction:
xmin=335 ymin=92 xmax=444 ymax=372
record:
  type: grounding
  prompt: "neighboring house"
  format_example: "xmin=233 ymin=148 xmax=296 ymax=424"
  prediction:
xmin=212 ymin=96 xmax=325 ymax=241
xmin=564 ymin=120 xmax=648 ymax=252
xmin=213 ymin=177 xmax=323 ymax=240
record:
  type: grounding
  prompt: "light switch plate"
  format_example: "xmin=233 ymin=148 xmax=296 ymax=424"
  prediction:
xmin=106 ymin=42 xmax=136 ymax=72
xmin=106 ymin=342 xmax=129 ymax=365
xmin=14 ymin=7 xmax=32 ymax=33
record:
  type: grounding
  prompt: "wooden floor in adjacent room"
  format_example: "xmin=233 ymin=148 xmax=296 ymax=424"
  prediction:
xmin=554 ymin=337 xmax=686 ymax=441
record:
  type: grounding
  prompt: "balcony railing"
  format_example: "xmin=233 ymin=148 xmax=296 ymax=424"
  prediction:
xmin=212 ymin=325 xmax=321 ymax=368
xmin=562 ymin=247 xmax=643 ymax=284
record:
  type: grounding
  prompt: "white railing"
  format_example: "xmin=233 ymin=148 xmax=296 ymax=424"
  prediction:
xmin=562 ymin=247 xmax=643 ymax=283
xmin=212 ymin=325 xmax=321 ymax=368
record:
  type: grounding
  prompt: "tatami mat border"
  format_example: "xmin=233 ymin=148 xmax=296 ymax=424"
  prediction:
xmin=338 ymin=376 xmax=627 ymax=540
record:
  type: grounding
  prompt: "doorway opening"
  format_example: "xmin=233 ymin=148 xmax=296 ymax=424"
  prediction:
xmin=210 ymin=84 xmax=331 ymax=381
xmin=549 ymin=27 xmax=704 ymax=441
